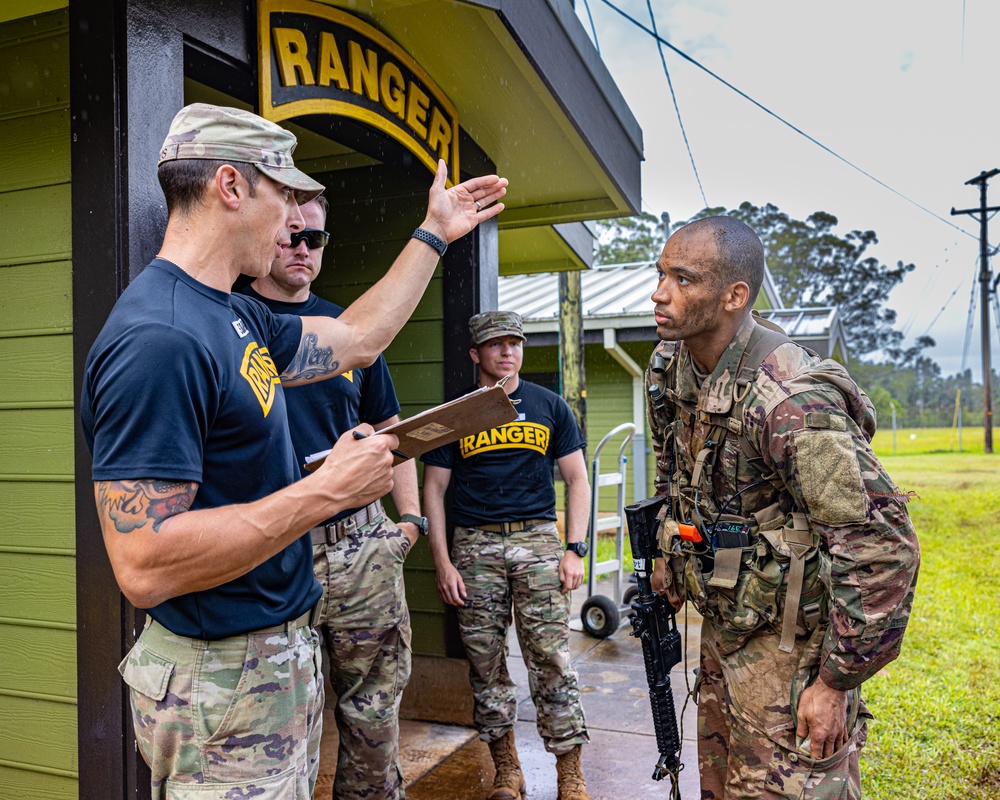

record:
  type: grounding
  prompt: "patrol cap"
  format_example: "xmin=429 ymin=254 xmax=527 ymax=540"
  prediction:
xmin=469 ymin=310 xmax=526 ymax=346
xmin=157 ymin=103 xmax=324 ymax=202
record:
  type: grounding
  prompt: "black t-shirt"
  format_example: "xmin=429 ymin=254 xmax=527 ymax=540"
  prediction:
xmin=421 ymin=380 xmax=585 ymax=526
xmin=81 ymin=260 xmax=321 ymax=639
xmin=240 ymin=286 xmax=401 ymax=522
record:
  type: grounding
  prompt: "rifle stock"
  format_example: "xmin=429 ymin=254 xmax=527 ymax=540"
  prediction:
xmin=626 ymin=495 xmax=683 ymax=785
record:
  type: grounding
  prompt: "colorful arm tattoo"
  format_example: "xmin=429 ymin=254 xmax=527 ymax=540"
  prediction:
xmin=96 ymin=479 xmax=197 ymax=533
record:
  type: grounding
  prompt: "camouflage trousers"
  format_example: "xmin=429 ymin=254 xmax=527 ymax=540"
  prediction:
xmin=118 ymin=615 xmax=323 ymax=799
xmin=697 ymin=619 xmax=869 ymax=799
xmin=312 ymin=508 xmax=413 ymax=800
xmin=452 ymin=522 xmax=588 ymax=755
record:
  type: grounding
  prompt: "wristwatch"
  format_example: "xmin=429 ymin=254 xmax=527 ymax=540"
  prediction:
xmin=565 ymin=540 xmax=589 ymax=558
xmin=399 ymin=514 xmax=429 ymax=536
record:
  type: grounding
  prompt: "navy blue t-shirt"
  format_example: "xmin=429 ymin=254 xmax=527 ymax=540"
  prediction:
xmin=421 ymin=380 xmax=585 ymax=526
xmin=81 ymin=259 xmax=321 ymax=639
xmin=239 ymin=286 xmax=401 ymax=522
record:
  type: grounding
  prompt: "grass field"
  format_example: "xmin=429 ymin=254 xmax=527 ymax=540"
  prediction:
xmin=870 ymin=424 xmax=987 ymax=456
xmin=859 ymin=450 xmax=1000 ymax=799
xmin=595 ymin=428 xmax=1000 ymax=797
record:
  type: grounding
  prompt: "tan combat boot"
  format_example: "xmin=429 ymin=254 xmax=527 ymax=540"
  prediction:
xmin=486 ymin=729 xmax=526 ymax=800
xmin=555 ymin=745 xmax=591 ymax=800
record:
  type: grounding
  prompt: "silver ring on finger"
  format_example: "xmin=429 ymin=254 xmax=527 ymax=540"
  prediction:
xmin=475 ymin=200 xmax=481 ymax=211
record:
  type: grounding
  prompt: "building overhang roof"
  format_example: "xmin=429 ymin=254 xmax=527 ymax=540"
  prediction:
xmin=288 ymin=0 xmax=643 ymax=231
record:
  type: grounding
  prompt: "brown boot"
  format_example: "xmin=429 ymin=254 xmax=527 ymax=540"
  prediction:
xmin=555 ymin=745 xmax=591 ymax=800
xmin=486 ymin=729 xmax=525 ymax=800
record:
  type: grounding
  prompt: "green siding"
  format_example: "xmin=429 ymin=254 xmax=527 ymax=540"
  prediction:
xmin=0 ymin=9 xmax=76 ymax=798
xmin=309 ymin=198 xmax=447 ymax=656
xmin=521 ymin=341 xmax=651 ymax=514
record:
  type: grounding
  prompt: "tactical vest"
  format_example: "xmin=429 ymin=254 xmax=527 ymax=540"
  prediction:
xmin=648 ymin=317 xmax=829 ymax=655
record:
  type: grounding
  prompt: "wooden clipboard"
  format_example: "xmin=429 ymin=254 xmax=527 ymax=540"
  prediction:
xmin=303 ymin=381 xmax=518 ymax=472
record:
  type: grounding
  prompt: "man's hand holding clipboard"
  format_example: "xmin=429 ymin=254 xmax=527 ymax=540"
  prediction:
xmin=303 ymin=378 xmax=518 ymax=472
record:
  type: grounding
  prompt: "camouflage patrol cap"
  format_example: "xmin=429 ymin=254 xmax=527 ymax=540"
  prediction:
xmin=158 ymin=103 xmax=324 ymax=201
xmin=469 ymin=311 xmax=526 ymax=346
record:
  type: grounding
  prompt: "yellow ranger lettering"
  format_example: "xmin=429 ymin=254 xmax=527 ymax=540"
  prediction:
xmin=349 ymin=40 xmax=379 ymax=102
xmin=459 ymin=422 xmax=551 ymax=457
xmin=273 ymin=28 xmax=315 ymax=86
xmin=240 ymin=342 xmax=281 ymax=417
xmin=317 ymin=31 xmax=348 ymax=89
xmin=262 ymin=4 xmax=460 ymax=186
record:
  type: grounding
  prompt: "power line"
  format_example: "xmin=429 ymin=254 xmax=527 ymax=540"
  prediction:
xmin=595 ymin=0 xmax=978 ymax=241
xmin=580 ymin=0 xmax=601 ymax=54
xmin=645 ymin=0 xmax=708 ymax=208
xmin=961 ymin=277 xmax=977 ymax=373
xmin=920 ymin=265 xmax=968 ymax=339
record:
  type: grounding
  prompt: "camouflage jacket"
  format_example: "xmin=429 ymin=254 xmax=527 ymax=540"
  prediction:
xmin=646 ymin=313 xmax=920 ymax=691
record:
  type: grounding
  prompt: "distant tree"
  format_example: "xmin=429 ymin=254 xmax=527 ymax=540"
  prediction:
xmin=690 ymin=202 xmax=921 ymax=358
xmin=597 ymin=203 xmax=926 ymax=358
xmin=594 ymin=211 xmax=670 ymax=264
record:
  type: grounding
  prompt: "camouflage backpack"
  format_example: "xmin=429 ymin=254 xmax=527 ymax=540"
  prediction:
xmin=647 ymin=313 xmax=874 ymax=653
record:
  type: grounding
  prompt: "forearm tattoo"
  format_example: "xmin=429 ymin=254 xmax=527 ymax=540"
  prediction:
xmin=97 ymin=479 xmax=195 ymax=533
xmin=283 ymin=332 xmax=340 ymax=382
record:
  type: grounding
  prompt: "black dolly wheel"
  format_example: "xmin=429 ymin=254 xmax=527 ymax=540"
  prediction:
xmin=580 ymin=594 xmax=620 ymax=639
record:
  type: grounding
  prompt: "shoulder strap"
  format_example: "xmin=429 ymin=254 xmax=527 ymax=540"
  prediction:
xmin=731 ymin=322 xmax=792 ymax=471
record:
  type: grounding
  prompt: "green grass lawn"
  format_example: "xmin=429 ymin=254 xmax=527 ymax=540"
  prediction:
xmin=587 ymin=429 xmax=999 ymax=797
xmin=870 ymin=424 xmax=987 ymax=456
xmin=860 ymin=450 xmax=1000 ymax=799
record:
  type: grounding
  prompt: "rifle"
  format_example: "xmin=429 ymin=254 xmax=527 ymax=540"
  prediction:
xmin=625 ymin=494 xmax=683 ymax=789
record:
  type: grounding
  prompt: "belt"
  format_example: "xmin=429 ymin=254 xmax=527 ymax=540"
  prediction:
xmin=310 ymin=499 xmax=384 ymax=546
xmin=476 ymin=519 xmax=547 ymax=534
xmin=145 ymin=608 xmax=314 ymax=641
xmin=251 ymin=608 xmax=314 ymax=636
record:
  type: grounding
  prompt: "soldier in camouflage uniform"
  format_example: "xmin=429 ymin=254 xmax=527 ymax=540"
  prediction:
xmin=81 ymin=103 xmax=507 ymax=798
xmin=645 ymin=216 xmax=920 ymax=799
xmin=422 ymin=311 xmax=593 ymax=800
xmin=242 ymin=194 xmax=423 ymax=800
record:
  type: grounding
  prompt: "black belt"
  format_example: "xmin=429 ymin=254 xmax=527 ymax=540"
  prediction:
xmin=476 ymin=519 xmax=548 ymax=534
xmin=310 ymin=500 xmax=384 ymax=546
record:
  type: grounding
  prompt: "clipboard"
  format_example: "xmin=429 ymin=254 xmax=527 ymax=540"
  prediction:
xmin=303 ymin=379 xmax=518 ymax=472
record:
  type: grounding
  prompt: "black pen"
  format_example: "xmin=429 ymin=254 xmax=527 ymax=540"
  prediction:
xmin=352 ymin=430 xmax=409 ymax=461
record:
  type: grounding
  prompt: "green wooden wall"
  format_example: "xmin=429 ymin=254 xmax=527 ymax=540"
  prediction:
xmin=311 ymin=173 xmax=449 ymax=656
xmin=522 ymin=339 xmax=656 ymax=513
xmin=0 ymin=9 xmax=78 ymax=800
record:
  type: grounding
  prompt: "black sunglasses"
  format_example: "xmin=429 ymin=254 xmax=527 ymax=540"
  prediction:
xmin=289 ymin=228 xmax=330 ymax=250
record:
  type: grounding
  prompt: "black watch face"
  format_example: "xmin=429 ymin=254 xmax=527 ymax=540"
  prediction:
xmin=569 ymin=542 xmax=588 ymax=557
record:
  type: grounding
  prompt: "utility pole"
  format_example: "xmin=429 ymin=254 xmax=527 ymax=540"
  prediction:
xmin=951 ymin=168 xmax=1000 ymax=454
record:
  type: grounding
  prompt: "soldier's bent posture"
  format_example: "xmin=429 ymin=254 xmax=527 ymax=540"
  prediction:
xmin=241 ymin=194 xmax=423 ymax=799
xmin=422 ymin=311 xmax=593 ymax=800
xmin=648 ymin=217 xmax=920 ymax=799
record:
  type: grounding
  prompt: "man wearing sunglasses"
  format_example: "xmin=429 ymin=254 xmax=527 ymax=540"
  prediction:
xmin=81 ymin=103 xmax=506 ymax=799
xmin=241 ymin=195 xmax=422 ymax=800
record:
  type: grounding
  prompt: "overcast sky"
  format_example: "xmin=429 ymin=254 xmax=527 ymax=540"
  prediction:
xmin=575 ymin=0 xmax=1000 ymax=377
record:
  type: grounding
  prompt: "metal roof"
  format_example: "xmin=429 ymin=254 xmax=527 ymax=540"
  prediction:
xmin=498 ymin=263 xmax=848 ymax=361
xmin=498 ymin=261 xmax=782 ymax=329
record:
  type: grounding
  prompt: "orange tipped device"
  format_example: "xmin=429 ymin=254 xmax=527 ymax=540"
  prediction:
xmin=678 ymin=522 xmax=703 ymax=543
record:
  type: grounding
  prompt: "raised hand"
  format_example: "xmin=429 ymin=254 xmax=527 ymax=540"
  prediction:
xmin=420 ymin=159 xmax=508 ymax=243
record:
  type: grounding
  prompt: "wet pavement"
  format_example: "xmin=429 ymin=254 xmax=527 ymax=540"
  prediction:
xmin=314 ymin=586 xmax=706 ymax=800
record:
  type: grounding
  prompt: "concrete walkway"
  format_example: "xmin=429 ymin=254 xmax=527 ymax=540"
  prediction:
xmin=315 ymin=588 xmax=706 ymax=799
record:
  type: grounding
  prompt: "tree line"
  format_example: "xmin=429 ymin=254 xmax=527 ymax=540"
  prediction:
xmin=597 ymin=204 xmax=990 ymax=429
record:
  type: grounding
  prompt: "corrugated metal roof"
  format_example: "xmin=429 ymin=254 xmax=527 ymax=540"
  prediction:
xmin=757 ymin=307 xmax=838 ymax=339
xmin=498 ymin=265 xmax=848 ymax=361
xmin=498 ymin=262 xmax=659 ymax=323
xmin=498 ymin=261 xmax=783 ymax=324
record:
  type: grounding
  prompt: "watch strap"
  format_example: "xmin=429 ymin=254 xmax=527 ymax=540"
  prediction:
xmin=411 ymin=227 xmax=447 ymax=257
xmin=399 ymin=514 xmax=428 ymax=535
